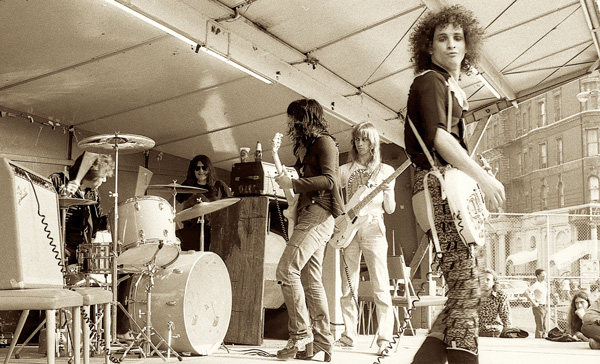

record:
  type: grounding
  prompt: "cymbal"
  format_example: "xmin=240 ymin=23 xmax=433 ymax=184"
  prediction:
xmin=174 ymin=198 xmax=240 ymax=222
xmin=78 ymin=134 xmax=155 ymax=154
xmin=59 ymin=197 xmax=98 ymax=208
xmin=147 ymin=183 xmax=207 ymax=194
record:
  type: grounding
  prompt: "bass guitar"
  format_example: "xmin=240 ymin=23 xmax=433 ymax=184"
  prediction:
xmin=330 ymin=159 xmax=411 ymax=249
xmin=271 ymin=133 xmax=298 ymax=234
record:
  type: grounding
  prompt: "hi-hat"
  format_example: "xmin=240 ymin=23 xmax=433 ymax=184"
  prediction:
xmin=147 ymin=183 xmax=207 ymax=194
xmin=78 ymin=134 xmax=155 ymax=154
xmin=174 ymin=198 xmax=240 ymax=222
xmin=59 ymin=197 xmax=98 ymax=208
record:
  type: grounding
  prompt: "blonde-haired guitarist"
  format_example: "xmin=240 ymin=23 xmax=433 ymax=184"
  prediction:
xmin=335 ymin=122 xmax=395 ymax=356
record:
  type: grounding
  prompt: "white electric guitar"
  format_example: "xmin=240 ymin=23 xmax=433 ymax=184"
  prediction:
xmin=271 ymin=133 xmax=298 ymax=234
xmin=329 ymin=159 xmax=411 ymax=250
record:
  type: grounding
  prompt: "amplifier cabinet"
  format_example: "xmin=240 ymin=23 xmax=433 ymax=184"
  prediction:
xmin=231 ymin=161 xmax=298 ymax=198
xmin=0 ymin=158 xmax=63 ymax=289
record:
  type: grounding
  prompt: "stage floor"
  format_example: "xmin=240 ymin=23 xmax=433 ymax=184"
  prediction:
xmin=1 ymin=330 xmax=598 ymax=364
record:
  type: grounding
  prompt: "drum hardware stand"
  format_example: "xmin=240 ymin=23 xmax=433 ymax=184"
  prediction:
xmin=115 ymin=242 xmax=182 ymax=362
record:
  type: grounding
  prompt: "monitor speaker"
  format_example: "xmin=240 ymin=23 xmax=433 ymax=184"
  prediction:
xmin=0 ymin=158 xmax=63 ymax=289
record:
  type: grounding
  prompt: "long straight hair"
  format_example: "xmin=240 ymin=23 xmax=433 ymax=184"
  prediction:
xmin=347 ymin=121 xmax=381 ymax=170
xmin=184 ymin=154 xmax=216 ymax=188
xmin=286 ymin=98 xmax=332 ymax=156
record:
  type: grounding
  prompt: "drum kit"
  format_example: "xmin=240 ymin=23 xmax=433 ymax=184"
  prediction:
xmin=60 ymin=132 xmax=237 ymax=360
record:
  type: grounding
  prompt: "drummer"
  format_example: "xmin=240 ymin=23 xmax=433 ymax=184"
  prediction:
xmin=50 ymin=152 xmax=114 ymax=266
xmin=176 ymin=154 xmax=232 ymax=252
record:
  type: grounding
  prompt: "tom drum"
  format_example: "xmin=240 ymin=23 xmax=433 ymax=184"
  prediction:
xmin=112 ymin=196 xmax=180 ymax=269
xmin=128 ymin=251 xmax=232 ymax=355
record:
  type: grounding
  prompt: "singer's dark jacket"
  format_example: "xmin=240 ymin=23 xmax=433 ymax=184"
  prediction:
xmin=404 ymin=63 xmax=469 ymax=169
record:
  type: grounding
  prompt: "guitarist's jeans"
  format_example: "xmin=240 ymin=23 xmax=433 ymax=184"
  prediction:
xmin=339 ymin=215 xmax=393 ymax=347
xmin=276 ymin=204 xmax=335 ymax=347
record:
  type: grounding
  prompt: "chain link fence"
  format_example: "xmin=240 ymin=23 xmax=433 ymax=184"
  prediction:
xmin=482 ymin=211 xmax=600 ymax=334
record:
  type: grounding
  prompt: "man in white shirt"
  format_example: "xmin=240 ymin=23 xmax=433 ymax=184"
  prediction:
xmin=336 ymin=122 xmax=395 ymax=356
xmin=525 ymin=268 xmax=548 ymax=338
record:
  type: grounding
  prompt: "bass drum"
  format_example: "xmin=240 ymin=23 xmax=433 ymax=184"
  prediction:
xmin=129 ymin=251 xmax=231 ymax=355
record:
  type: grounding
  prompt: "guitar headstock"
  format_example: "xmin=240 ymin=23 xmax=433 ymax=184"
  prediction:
xmin=271 ymin=132 xmax=283 ymax=153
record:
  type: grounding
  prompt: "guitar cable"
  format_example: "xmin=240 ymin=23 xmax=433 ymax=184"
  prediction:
xmin=25 ymin=171 xmax=64 ymax=273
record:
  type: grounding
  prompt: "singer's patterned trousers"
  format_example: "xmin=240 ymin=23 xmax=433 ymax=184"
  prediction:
xmin=413 ymin=168 xmax=480 ymax=354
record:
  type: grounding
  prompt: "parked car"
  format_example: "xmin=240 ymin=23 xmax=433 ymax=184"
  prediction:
xmin=497 ymin=280 xmax=530 ymax=307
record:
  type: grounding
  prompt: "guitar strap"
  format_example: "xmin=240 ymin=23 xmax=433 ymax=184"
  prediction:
xmin=406 ymin=76 xmax=455 ymax=257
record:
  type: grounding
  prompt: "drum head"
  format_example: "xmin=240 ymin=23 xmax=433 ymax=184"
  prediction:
xmin=129 ymin=251 xmax=231 ymax=355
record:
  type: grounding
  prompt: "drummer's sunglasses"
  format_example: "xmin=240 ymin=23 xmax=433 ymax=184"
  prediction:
xmin=195 ymin=166 xmax=208 ymax=171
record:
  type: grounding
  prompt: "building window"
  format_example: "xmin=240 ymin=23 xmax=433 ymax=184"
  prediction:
xmin=541 ymin=179 xmax=548 ymax=210
xmin=523 ymin=147 xmax=529 ymax=171
xmin=556 ymin=138 xmax=563 ymax=164
xmin=590 ymin=175 xmax=600 ymax=202
xmin=538 ymin=100 xmax=546 ymax=127
xmin=517 ymin=152 xmax=522 ymax=174
xmin=554 ymin=92 xmax=561 ymax=122
xmin=558 ymin=180 xmax=565 ymax=208
xmin=523 ymin=108 xmax=529 ymax=132
xmin=516 ymin=113 xmax=522 ymax=136
xmin=586 ymin=129 xmax=599 ymax=156
xmin=539 ymin=142 xmax=547 ymax=168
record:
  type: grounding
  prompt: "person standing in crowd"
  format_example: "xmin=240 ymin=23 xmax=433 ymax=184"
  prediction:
xmin=478 ymin=268 xmax=512 ymax=337
xmin=176 ymin=154 xmax=232 ymax=252
xmin=404 ymin=5 xmax=505 ymax=364
xmin=524 ymin=268 xmax=548 ymax=338
xmin=336 ymin=122 xmax=395 ymax=355
xmin=274 ymin=98 xmax=344 ymax=361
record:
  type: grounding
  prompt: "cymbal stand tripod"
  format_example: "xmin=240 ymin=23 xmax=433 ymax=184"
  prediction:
xmin=116 ymin=243 xmax=182 ymax=361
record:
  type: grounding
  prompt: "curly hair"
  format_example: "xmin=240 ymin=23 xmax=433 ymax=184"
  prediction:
xmin=567 ymin=291 xmax=590 ymax=335
xmin=286 ymin=99 xmax=333 ymax=156
xmin=408 ymin=4 xmax=485 ymax=75
xmin=70 ymin=152 xmax=114 ymax=182
xmin=481 ymin=268 xmax=498 ymax=291
xmin=347 ymin=121 xmax=381 ymax=170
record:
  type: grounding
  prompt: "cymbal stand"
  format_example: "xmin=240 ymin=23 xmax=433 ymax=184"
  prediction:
xmin=110 ymin=132 xmax=121 ymax=341
xmin=117 ymin=243 xmax=182 ymax=361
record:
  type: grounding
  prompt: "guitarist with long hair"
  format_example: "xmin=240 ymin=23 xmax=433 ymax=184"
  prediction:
xmin=335 ymin=122 xmax=395 ymax=356
xmin=274 ymin=98 xmax=344 ymax=361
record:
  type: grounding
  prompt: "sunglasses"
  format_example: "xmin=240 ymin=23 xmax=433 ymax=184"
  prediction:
xmin=195 ymin=166 xmax=208 ymax=172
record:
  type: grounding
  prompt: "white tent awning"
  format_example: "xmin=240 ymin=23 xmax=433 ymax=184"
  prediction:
xmin=506 ymin=249 xmax=538 ymax=266
xmin=550 ymin=242 xmax=590 ymax=270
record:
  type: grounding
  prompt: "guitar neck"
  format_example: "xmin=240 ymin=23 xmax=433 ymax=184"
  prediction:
xmin=271 ymin=150 xmax=295 ymax=201
xmin=348 ymin=159 xmax=411 ymax=217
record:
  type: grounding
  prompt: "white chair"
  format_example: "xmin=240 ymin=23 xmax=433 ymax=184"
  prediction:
xmin=0 ymin=289 xmax=83 ymax=364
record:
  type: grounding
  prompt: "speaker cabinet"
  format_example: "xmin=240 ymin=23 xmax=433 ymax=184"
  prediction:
xmin=0 ymin=158 xmax=63 ymax=289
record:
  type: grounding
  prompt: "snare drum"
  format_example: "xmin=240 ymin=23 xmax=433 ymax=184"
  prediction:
xmin=77 ymin=243 xmax=112 ymax=274
xmin=128 ymin=251 xmax=231 ymax=355
xmin=111 ymin=196 xmax=180 ymax=269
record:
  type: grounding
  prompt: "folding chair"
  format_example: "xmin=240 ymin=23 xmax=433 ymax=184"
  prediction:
xmin=0 ymin=288 xmax=83 ymax=364
xmin=386 ymin=254 xmax=447 ymax=351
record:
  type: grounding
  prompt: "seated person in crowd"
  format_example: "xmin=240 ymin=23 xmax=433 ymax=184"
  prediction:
xmin=568 ymin=291 xmax=592 ymax=341
xmin=580 ymin=292 xmax=600 ymax=349
xmin=478 ymin=268 xmax=512 ymax=337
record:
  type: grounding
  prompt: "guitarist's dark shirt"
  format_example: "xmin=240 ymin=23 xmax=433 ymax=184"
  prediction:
xmin=292 ymin=135 xmax=344 ymax=218
xmin=404 ymin=63 xmax=469 ymax=169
